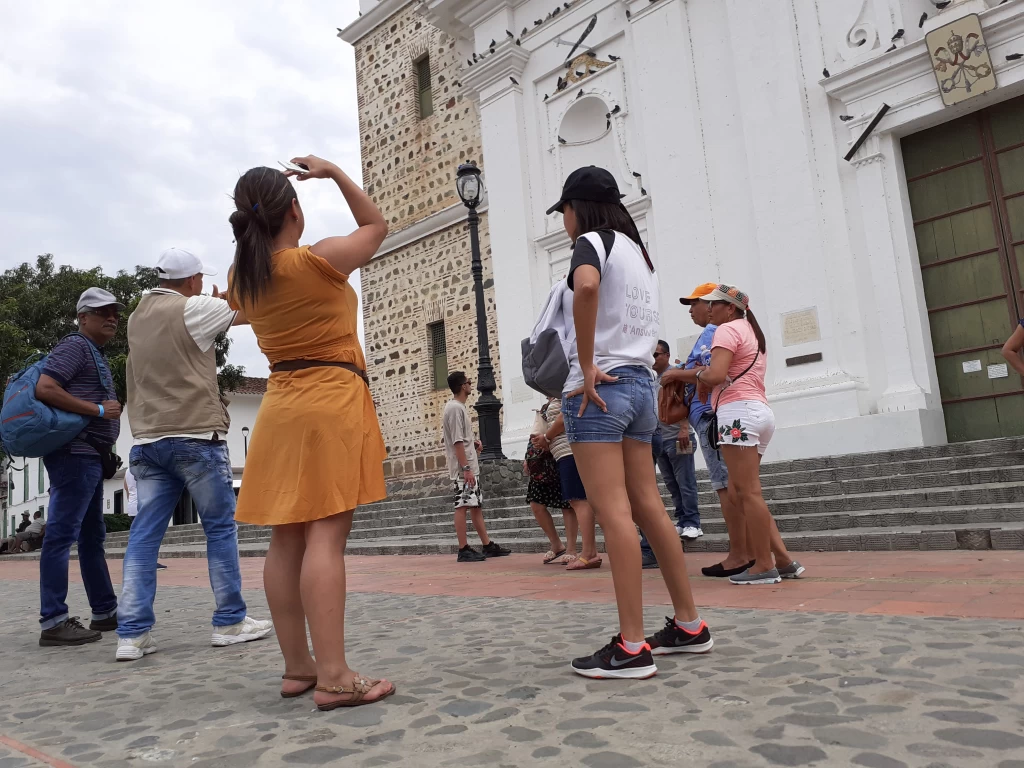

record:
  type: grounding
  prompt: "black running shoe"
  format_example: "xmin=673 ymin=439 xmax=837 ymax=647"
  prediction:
xmin=457 ymin=546 xmax=487 ymax=562
xmin=641 ymin=551 xmax=659 ymax=569
xmin=571 ymin=635 xmax=658 ymax=679
xmin=646 ymin=617 xmax=715 ymax=656
xmin=482 ymin=541 xmax=511 ymax=558
xmin=701 ymin=560 xmax=754 ymax=578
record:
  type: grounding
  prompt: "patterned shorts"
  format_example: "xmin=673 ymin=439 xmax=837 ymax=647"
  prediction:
xmin=715 ymin=400 xmax=776 ymax=456
xmin=453 ymin=478 xmax=484 ymax=509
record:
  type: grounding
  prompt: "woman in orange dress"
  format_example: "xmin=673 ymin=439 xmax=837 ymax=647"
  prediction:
xmin=226 ymin=156 xmax=392 ymax=710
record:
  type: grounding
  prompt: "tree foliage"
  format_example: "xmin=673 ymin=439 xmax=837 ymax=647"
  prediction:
xmin=1 ymin=253 xmax=245 ymax=409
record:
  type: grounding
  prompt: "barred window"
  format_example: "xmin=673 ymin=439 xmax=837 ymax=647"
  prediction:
xmin=416 ymin=56 xmax=434 ymax=119
xmin=428 ymin=321 xmax=448 ymax=390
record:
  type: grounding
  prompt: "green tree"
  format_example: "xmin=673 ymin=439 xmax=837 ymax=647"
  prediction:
xmin=1 ymin=253 xmax=246 ymax=419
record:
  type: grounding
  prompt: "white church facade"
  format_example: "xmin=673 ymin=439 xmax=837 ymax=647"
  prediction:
xmin=344 ymin=0 xmax=1024 ymax=463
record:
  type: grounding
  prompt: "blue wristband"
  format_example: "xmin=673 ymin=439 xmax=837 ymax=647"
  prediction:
xmin=98 ymin=404 xmax=104 ymax=418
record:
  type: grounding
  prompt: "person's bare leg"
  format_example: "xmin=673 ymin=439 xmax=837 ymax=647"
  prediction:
xmin=265 ymin=523 xmax=316 ymax=696
xmin=572 ymin=442 xmax=645 ymax=642
xmin=573 ymin=499 xmax=599 ymax=561
xmin=722 ymin=446 xmax=773 ymax=573
xmin=454 ymin=507 xmax=469 ymax=548
xmin=304 ymin=512 xmax=391 ymax=707
xmin=623 ymin=439 xmax=699 ymax=623
xmin=531 ymin=502 xmax=564 ymax=553
xmin=562 ymin=507 xmax=578 ymax=556
xmin=757 ymin=455 xmax=793 ymax=568
xmin=468 ymin=507 xmax=491 ymax=546
xmin=717 ymin=488 xmax=752 ymax=569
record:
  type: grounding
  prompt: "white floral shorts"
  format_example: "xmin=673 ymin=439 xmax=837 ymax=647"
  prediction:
xmin=715 ymin=400 xmax=776 ymax=455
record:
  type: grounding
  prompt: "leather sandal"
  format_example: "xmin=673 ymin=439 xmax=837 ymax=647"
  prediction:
xmin=315 ymin=674 xmax=396 ymax=711
xmin=543 ymin=548 xmax=567 ymax=564
xmin=280 ymin=674 xmax=317 ymax=698
xmin=566 ymin=556 xmax=602 ymax=570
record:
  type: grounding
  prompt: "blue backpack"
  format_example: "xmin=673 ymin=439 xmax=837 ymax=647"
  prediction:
xmin=1 ymin=333 xmax=108 ymax=458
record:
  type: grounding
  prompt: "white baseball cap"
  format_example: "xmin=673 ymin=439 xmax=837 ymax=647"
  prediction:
xmin=155 ymin=248 xmax=217 ymax=280
xmin=76 ymin=287 xmax=126 ymax=313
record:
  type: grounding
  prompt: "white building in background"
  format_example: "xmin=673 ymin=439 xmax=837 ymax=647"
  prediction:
xmin=2 ymin=378 xmax=266 ymax=540
xmin=344 ymin=0 xmax=1024 ymax=463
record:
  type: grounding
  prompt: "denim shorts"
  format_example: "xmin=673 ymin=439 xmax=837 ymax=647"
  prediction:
xmin=695 ymin=412 xmax=729 ymax=491
xmin=563 ymin=366 xmax=658 ymax=444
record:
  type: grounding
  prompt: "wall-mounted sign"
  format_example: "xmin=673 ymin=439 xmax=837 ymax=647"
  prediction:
xmin=781 ymin=307 xmax=821 ymax=347
xmin=962 ymin=359 xmax=982 ymax=373
xmin=926 ymin=14 xmax=996 ymax=107
xmin=987 ymin=363 xmax=1009 ymax=380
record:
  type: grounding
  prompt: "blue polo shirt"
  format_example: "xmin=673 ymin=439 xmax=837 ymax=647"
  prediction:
xmin=685 ymin=324 xmax=717 ymax=429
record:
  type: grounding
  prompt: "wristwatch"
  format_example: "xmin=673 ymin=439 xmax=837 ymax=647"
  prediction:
xmin=461 ymin=465 xmax=471 ymax=472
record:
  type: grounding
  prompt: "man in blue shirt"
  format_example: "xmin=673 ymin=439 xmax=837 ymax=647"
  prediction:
xmin=34 ymin=288 xmax=123 ymax=646
xmin=664 ymin=283 xmax=754 ymax=578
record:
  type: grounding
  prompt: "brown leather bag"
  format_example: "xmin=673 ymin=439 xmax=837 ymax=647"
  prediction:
xmin=658 ymin=382 xmax=689 ymax=425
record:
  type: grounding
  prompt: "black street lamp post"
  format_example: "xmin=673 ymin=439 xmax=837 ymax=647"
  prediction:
xmin=241 ymin=426 xmax=250 ymax=459
xmin=456 ymin=161 xmax=505 ymax=461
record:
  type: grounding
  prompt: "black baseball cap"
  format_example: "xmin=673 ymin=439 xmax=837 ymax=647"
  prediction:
xmin=546 ymin=166 xmax=625 ymax=215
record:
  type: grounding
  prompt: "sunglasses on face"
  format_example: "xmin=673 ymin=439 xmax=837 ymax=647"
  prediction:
xmin=87 ymin=308 xmax=121 ymax=319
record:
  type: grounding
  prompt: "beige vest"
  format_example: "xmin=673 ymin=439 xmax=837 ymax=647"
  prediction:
xmin=126 ymin=292 xmax=230 ymax=440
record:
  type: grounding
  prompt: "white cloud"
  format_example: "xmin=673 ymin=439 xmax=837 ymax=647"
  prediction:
xmin=0 ymin=0 xmax=366 ymax=376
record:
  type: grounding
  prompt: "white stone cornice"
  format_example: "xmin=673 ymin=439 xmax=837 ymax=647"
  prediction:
xmin=533 ymin=195 xmax=652 ymax=250
xmin=372 ymin=200 xmax=489 ymax=260
xmin=338 ymin=0 xmax=414 ymax=44
xmin=461 ymin=44 xmax=531 ymax=100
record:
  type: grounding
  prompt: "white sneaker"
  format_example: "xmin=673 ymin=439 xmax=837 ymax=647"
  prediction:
xmin=211 ymin=616 xmax=274 ymax=647
xmin=678 ymin=526 xmax=704 ymax=540
xmin=116 ymin=633 xmax=158 ymax=661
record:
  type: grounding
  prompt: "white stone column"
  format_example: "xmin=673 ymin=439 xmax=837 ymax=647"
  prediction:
xmin=462 ymin=46 xmax=539 ymax=452
xmin=851 ymin=135 xmax=929 ymax=412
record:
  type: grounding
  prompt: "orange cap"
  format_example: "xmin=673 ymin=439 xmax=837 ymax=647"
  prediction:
xmin=679 ymin=282 xmax=718 ymax=305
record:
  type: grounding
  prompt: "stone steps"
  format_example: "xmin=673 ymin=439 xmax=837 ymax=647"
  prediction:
xmin=89 ymin=437 xmax=1024 ymax=556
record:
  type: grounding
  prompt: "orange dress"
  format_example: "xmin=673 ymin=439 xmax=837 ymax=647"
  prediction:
xmin=233 ymin=246 xmax=386 ymax=525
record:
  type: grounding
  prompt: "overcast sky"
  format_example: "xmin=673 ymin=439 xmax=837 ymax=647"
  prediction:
xmin=0 ymin=0 xmax=365 ymax=376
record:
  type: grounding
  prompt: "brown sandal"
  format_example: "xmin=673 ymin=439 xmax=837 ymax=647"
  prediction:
xmin=566 ymin=556 xmax=602 ymax=570
xmin=315 ymin=674 xmax=396 ymax=711
xmin=280 ymin=674 xmax=317 ymax=698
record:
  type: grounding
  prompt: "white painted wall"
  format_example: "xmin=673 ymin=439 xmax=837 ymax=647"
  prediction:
xmin=419 ymin=0 xmax=1024 ymax=463
xmin=3 ymin=393 xmax=262 ymax=539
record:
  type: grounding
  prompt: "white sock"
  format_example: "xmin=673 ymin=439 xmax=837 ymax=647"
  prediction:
xmin=675 ymin=616 xmax=704 ymax=633
xmin=621 ymin=638 xmax=646 ymax=654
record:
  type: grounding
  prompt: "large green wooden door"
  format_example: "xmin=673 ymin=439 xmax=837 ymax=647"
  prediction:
xmin=903 ymin=96 xmax=1024 ymax=441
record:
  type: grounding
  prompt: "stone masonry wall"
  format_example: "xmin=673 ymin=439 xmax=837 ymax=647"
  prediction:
xmin=354 ymin=3 xmax=482 ymax=229
xmin=352 ymin=3 xmax=502 ymax=479
xmin=361 ymin=215 xmax=501 ymax=479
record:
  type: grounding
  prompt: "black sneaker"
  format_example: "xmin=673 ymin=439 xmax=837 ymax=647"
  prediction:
xmin=646 ymin=617 xmax=715 ymax=656
xmin=156 ymin=563 xmax=168 ymax=570
xmin=641 ymin=551 xmax=659 ymax=569
xmin=89 ymin=615 xmax=119 ymax=633
xmin=482 ymin=541 xmax=511 ymax=558
xmin=40 ymin=617 xmax=102 ymax=647
xmin=457 ymin=546 xmax=487 ymax=562
xmin=571 ymin=635 xmax=658 ymax=679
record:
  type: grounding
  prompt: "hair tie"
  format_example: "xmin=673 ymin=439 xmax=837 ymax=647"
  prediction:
xmin=252 ymin=203 xmax=260 ymax=212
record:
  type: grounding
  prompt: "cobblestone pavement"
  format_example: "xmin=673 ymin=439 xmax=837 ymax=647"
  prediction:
xmin=0 ymin=582 xmax=1022 ymax=767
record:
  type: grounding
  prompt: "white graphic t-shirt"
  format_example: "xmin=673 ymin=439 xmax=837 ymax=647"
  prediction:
xmin=564 ymin=230 xmax=659 ymax=393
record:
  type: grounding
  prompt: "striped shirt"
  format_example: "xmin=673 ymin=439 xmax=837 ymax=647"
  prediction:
xmin=40 ymin=334 xmax=119 ymax=456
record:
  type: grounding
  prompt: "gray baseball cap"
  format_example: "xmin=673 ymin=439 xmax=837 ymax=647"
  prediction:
xmin=76 ymin=287 xmax=125 ymax=314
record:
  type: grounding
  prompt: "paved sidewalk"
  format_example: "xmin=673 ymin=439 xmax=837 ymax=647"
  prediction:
xmin=0 ymin=554 xmax=1022 ymax=767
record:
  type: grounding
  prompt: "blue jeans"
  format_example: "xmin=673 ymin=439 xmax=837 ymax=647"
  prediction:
xmin=640 ymin=432 xmax=701 ymax=557
xmin=118 ymin=439 xmax=246 ymax=638
xmin=39 ymin=453 xmax=118 ymax=629
xmin=563 ymin=366 xmax=658 ymax=444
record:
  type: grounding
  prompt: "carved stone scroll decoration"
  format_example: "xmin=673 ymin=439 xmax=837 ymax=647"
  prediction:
xmin=838 ymin=0 xmax=880 ymax=62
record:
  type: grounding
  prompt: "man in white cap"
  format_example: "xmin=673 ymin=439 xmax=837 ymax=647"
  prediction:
xmin=34 ymin=287 xmax=124 ymax=647
xmin=115 ymin=248 xmax=271 ymax=661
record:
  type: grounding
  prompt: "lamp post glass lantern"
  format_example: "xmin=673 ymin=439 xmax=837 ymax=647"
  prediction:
xmin=241 ymin=426 xmax=250 ymax=458
xmin=456 ymin=162 xmax=504 ymax=461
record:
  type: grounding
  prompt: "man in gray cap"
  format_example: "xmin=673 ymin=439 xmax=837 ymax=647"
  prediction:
xmin=33 ymin=287 xmax=124 ymax=647
xmin=116 ymin=248 xmax=271 ymax=661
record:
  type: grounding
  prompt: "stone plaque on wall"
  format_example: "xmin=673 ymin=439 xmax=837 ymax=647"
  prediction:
xmin=781 ymin=308 xmax=821 ymax=347
xmin=926 ymin=14 xmax=996 ymax=107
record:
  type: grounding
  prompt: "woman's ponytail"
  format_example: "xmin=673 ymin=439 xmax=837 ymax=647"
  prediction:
xmin=745 ymin=308 xmax=767 ymax=354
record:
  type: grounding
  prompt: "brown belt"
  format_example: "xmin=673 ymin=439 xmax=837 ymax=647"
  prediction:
xmin=271 ymin=359 xmax=369 ymax=385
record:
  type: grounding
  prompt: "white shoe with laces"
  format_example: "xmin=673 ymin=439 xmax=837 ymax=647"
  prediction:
xmin=677 ymin=526 xmax=704 ymax=540
xmin=116 ymin=632 xmax=158 ymax=661
xmin=211 ymin=616 xmax=274 ymax=647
